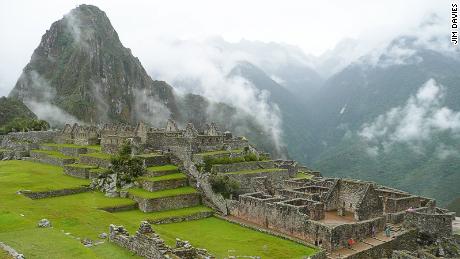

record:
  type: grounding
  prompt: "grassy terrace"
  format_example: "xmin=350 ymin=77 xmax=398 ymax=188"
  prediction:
xmin=0 ymin=160 xmax=317 ymax=258
xmin=146 ymin=165 xmax=178 ymax=172
xmin=89 ymin=168 xmax=107 ymax=174
xmin=225 ymin=168 xmax=287 ymax=175
xmin=129 ymin=186 xmax=197 ymax=199
xmin=80 ymin=152 xmax=112 ymax=160
xmin=42 ymin=143 xmax=102 ymax=151
xmin=66 ymin=163 xmax=97 ymax=169
xmin=0 ymin=161 xmax=89 ymax=192
xmin=197 ymin=149 xmax=242 ymax=156
xmin=112 ymin=205 xmax=213 ymax=222
xmin=295 ymin=172 xmax=314 ymax=180
xmin=139 ymin=173 xmax=186 ymax=182
xmin=30 ymin=149 xmax=73 ymax=159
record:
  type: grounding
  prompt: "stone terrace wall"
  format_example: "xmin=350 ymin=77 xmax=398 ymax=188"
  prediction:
xmin=21 ymin=186 xmax=90 ymax=199
xmin=211 ymin=160 xmax=275 ymax=173
xmin=1 ymin=131 xmax=58 ymax=147
xmin=79 ymin=155 xmax=111 ymax=168
xmin=403 ymin=208 xmax=455 ymax=238
xmin=227 ymin=169 xmax=291 ymax=194
xmin=132 ymin=193 xmax=201 ymax=213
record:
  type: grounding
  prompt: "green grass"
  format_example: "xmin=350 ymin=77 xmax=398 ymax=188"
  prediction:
xmin=89 ymin=168 xmax=107 ymax=174
xmin=197 ymin=149 xmax=242 ymax=156
xmin=30 ymin=149 xmax=73 ymax=159
xmin=154 ymin=217 xmax=317 ymax=258
xmin=0 ymin=160 xmax=89 ymax=192
xmin=294 ymin=172 xmax=313 ymax=179
xmin=80 ymin=152 xmax=112 ymax=160
xmin=111 ymin=205 xmax=213 ymax=222
xmin=139 ymin=173 xmax=186 ymax=182
xmin=0 ymin=160 xmax=318 ymax=258
xmin=225 ymin=168 xmax=287 ymax=175
xmin=42 ymin=143 xmax=101 ymax=151
xmin=128 ymin=186 xmax=197 ymax=199
xmin=146 ymin=165 xmax=178 ymax=172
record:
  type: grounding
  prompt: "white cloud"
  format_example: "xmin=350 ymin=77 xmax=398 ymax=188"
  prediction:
xmin=359 ymin=79 xmax=460 ymax=155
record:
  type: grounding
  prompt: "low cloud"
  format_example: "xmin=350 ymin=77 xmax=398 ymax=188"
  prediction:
xmin=359 ymin=79 xmax=460 ymax=155
xmin=15 ymin=70 xmax=81 ymax=126
xmin=133 ymin=88 xmax=171 ymax=128
xmin=138 ymin=37 xmax=285 ymax=151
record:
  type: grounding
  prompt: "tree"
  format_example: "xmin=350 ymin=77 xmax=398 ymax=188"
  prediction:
xmin=108 ymin=141 xmax=145 ymax=188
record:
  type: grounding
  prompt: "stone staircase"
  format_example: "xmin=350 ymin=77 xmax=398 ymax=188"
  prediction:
xmin=327 ymin=224 xmax=408 ymax=259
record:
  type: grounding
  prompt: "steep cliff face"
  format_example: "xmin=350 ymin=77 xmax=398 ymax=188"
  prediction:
xmin=9 ymin=4 xmax=178 ymax=125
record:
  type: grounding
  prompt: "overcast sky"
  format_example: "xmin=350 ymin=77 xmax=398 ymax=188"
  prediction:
xmin=0 ymin=0 xmax=447 ymax=96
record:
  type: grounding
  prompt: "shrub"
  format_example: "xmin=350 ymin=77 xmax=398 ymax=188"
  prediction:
xmin=108 ymin=141 xmax=145 ymax=188
xmin=209 ymin=174 xmax=239 ymax=199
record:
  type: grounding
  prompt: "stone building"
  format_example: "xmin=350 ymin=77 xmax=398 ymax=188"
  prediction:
xmin=55 ymin=123 xmax=100 ymax=145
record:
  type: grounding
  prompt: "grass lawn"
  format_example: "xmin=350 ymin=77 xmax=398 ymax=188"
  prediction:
xmin=146 ymin=165 xmax=178 ymax=172
xmin=0 ymin=160 xmax=318 ymax=258
xmin=0 ymin=160 xmax=89 ymax=192
xmin=111 ymin=205 xmax=213 ymax=222
xmin=128 ymin=187 xmax=197 ymax=199
xmin=30 ymin=150 xmax=73 ymax=159
xmin=154 ymin=217 xmax=317 ymax=258
xmin=225 ymin=168 xmax=287 ymax=175
xmin=139 ymin=173 xmax=186 ymax=182
xmin=197 ymin=149 xmax=242 ymax=156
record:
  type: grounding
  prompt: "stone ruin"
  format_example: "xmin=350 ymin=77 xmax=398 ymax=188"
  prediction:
xmin=227 ymin=176 xmax=456 ymax=257
xmin=109 ymin=221 xmax=213 ymax=259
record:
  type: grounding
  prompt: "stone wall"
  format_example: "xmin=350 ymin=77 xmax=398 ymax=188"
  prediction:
xmin=109 ymin=221 xmax=214 ymax=259
xmin=132 ymin=193 xmax=201 ymax=213
xmin=149 ymin=211 xmax=213 ymax=224
xmin=226 ymin=169 xmax=291 ymax=194
xmin=384 ymin=196 xmax=422 ymax=213
xmin=346 ymin=229 xmax=418 ymax=259
xmin=20 ymin=186 xmax=90 ymax=199
xmin=354 ymin=184 xmax=383 ymax=220
xmin=63 ymin=165 xmax=92 ymax=179
xmin=29 ymin=152 xmax=76 ymax=166
xmin=79 ymin=155 xmax=111 ymax=168
xmin=211 ymin=160 xmax=275 ymax=173
xmin=139 ymin=178 xmax=187 ymax=192
xmin=40 ymin=145 xmax=89 ymax=157
xmin=1 ymin=131 xmax=58 ymax=147
xmin=329 ymin=216 xmax=386 ymax=250
xmin=403 ymin=208 xmax=455 ymax=238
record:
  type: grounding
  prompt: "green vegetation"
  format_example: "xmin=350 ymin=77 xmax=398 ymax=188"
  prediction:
xmin=42 ymin=143 xmax=101 ymax=151
xmin=199 ymin=153 xmax=265 ymax=172
xmin=225 ymin=168 xmax=286 ymax=175
xmin=111 ymin=206 xmax=213 ymax=222
xmin=146 ymin=165 xmax=178 ymax=172
xmin=209 ymin=174 xmax=239 ymax=198
xmin=105 ymin=142 xmax=145 ymax=188
xmin=30 ymin=149 xmax=73 ymax=159
xmin=0 ymin=97 xmax=46 ymax=135
xmin=135 ymin=153 xmax=161 ymax=158
xmin=128 ymin=187 xmax=197 ymax=199
xmin=0 ymin=161 xmax=89 ymax=192
xmin=295 ymin=171 xmax=313 ymax=180
xmin=139 ymin=173 xmax=186 ymax=182
xmin=89 ymin=168 xmax=107 ymax=174
xmin=154 ymin=217 xmax=317 ymax=258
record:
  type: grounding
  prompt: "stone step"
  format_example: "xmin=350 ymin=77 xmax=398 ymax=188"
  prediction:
xmin=129 ymin=187 xmax=201 ymax=213
xmin=145 ymin=165 xmax=180 ymax=177
xmin=138 ymin=173 xmax=188 ymax=192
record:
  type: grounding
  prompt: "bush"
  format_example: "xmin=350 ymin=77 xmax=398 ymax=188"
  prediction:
xmin=0 ymin=118 xmax=50 ymax=134
xmin=108 ymin=141 xmax=145 ymax=188
xmin=198 ymin=152 xmax=262 ymax=173
xmin=209 ymin=174 xmax=239 ymax=199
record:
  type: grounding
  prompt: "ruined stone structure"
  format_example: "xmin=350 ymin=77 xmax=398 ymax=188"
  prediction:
xmin=109 ymin=221 xmax=214 ymax=259
xmin=228 ymin=177 xmax=455 ymax=253
xmin=56 ymin=123 xmax=99 ymax=145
